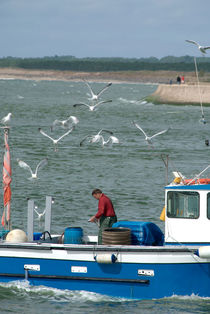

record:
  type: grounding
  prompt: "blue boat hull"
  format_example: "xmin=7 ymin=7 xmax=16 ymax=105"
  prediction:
xmin=0 ymin=243 xmax=209 ymax=299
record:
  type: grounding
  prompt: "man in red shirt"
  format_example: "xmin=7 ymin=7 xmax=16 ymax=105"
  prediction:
xmin=89 ymin=188 xmax=117 ymax=244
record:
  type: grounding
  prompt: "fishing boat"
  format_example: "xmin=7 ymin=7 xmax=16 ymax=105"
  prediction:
xmin=1 ymin=128 xmax=210 ymax=300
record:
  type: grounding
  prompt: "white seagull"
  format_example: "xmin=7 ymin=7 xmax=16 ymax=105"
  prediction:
xmin=39 ymin=126 xmax=75 ymax=151
xmin=34 ymin=206 xmax=46 ymax=224
xmin=80 ymin=129 xmax=113 ymax=146
xmin=133 ymin=121 xmax=169 ymax=148
xmin=99 ymin=135 xmax=120 ymax=147
xmin=51 ymin=115 xmax=79 ymax=131
xmin=1 ymin=113 xmax=12 ymax=125
xmin=34 ymin=207 xmax=45 ymax=220
xmin=185 ymin=40 xmax=210 ymax=55
xmin=73 ymin=99 xmax=112 ymax=111
xmin=83 ymin=80 xmax=112 ymax=101
xmin=17 ymin=158 xmax=48 ymax=179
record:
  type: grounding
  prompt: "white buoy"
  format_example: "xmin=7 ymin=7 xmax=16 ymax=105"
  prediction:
xmin=6 ymin=229 xmax=28 ymax=243
xmin=195 ymin=246 xmax=210 ymax=258
xmin=94 ymin=254 xmax=117 ymax=264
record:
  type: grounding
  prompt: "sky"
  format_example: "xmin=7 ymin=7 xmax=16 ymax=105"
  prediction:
xmin=0 ymin=0 xmax=210 ymax=59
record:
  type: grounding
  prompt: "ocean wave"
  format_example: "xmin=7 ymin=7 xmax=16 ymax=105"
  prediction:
xmin=0 ymin=280 xmax=128 ymax=303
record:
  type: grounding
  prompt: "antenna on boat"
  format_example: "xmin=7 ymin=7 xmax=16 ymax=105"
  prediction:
xmin=186 ymin=165 xmax=210 ymax=185
xmin=1 ymin=127 xmax=12 ymax=231
xmin=194 ymin=57 xmax=206 ymax=124
xmin=161 ymin=154 xmax=169 ymax=185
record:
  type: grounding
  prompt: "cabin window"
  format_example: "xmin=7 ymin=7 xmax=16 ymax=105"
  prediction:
xmin=207 ymin=193 xmax=210 ymax=219
xmin=167 ymin=191 xmax=199 ymax=219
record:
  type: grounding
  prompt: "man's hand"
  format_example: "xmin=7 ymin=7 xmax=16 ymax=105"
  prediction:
xmin=88 ymin=215 xmax=97 ymax=223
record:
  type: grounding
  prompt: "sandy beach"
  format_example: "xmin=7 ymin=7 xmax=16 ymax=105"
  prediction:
xmin=0 ymin=67 xmax=203 ymax=84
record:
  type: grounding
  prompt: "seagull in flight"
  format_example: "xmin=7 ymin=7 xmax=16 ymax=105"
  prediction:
xmin=73 ymin=99 xmax=112 ymax=111
xmin=185 ymin=40 xmax=210 ymax=55
xmin=34 ymin=206 xmax=46 ymax=226
xmin=1 ymin=113 xmax=12 ymax=125
xmin=133 ymin=121 xmax=169 ymax=148
xmin=17 ymin=158 xmax=48 ymax=179
xmin=99 ymin=135 xmax=120 ymax=147
xmin=80 ymin=129 xmax=113 ymax=146
xmin=51 ymin=115 xmax=79 ymax=131
xmin=83 ymin=79 xmax=112 ymax=101
xmin=39 ymin=126 xmax=75 ymax=151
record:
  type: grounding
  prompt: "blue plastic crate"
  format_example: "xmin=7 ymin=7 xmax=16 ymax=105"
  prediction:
xmin=112 ymin=221 xmax=164 ymax=246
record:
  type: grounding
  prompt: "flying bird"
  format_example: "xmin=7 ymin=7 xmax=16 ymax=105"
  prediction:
xmin=51 ymin=115 xmax=79 ymax=131
xmin=99 ymin=135 xmax=120 ymax=147
xmin=73 ymin=99 xmax=112 ymax=111
xmin=39 ymin=126 xmax=75 ymax=151
xmin=83 ymin=79 xmax=112 ymax=101
xmin=185 ymin=40 xmax=210 ymax=55
xmin=80 ymin=129 xmax=113 ymax=146
xmin=1 ymin=113 xmax=12 ymax=125
xmin=133 ymin=121 xmax=169 ymax=148
xmin=34 ymin=206 xmax=46 ymax=221
xmin=17 ymin=158 xmax=48 ymax=179
xmin=34 ymin=206 xmax=46 ymax=226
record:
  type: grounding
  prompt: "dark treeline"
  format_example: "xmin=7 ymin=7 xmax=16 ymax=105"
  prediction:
xmin=1 ymin=55 xmax=210 ymax=72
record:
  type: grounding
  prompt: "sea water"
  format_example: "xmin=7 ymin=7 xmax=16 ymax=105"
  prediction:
xmin=0 ymin=79 xmax=210 ymax=313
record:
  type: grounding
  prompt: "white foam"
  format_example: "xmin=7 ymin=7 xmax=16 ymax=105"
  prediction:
xmin=0 ymin=281 xmax=128 ymax=303
xmin=161 ymin=293 xmax=210 ymax=301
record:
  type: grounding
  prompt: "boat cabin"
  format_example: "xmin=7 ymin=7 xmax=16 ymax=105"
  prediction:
xmin=165 ymin=180 xmax=210 ymax=245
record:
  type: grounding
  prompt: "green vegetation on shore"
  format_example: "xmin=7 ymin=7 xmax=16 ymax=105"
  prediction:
xmin=1 ymin=55 xmax=210 ymax=72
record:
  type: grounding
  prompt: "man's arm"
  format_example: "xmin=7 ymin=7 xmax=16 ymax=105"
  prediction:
xmin=95 ymin=197 xmax=105 ymax=219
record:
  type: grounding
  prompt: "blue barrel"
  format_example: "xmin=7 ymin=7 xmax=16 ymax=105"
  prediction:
xmin=64 ymin=227 xmax=83 ymax=244
xmin=33 ymin=232 xmax=42 ymax=241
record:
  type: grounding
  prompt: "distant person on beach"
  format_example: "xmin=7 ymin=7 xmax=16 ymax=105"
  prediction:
xmin=177 ymin=76 xmax=181 ymax=84
xmin=181 ymin=76 xmax=185 ymax=84
xmin=89 ymin=189 xmax=117 ymax=244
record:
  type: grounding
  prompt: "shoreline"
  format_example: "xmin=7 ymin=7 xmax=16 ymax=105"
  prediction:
xmin=0 ymin=67 xmax=206 ymax=84
xmin=1 ymin=68 xmax=210 ymax=105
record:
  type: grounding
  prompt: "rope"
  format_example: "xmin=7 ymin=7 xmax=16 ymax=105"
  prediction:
xmin=194 ymin=57 xmax=204 ymax=118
